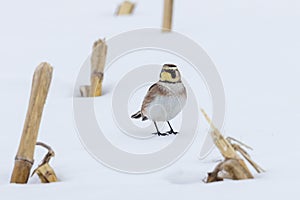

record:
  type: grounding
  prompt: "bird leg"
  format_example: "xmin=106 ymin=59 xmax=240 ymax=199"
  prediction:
xmin=153 ymin=121 xmax=168 ymax=136
xmin=166 ymin=121 xmax=178 ymax=135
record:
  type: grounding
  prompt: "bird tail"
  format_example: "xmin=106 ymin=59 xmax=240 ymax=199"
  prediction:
xmin=131 ymin=111 xmax=148 ymax=121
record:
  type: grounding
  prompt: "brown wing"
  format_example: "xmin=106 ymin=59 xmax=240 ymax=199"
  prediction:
xmin=141 ymin=83 xmax=169 ymax=114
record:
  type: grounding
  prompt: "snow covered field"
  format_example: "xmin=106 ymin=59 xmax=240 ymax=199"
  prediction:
xmin=1 ymin=0 xmax=300 ymax=199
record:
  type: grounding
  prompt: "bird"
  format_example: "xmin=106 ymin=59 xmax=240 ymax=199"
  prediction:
xmin=131 ymin=64 xmax=187 ymax=136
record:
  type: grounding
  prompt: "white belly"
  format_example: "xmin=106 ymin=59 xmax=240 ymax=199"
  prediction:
xmin=144 ymin=83 xmax=186 ymax=121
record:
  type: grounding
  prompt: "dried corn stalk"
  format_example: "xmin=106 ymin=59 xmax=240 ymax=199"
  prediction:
xmin=162 ymin=0 xmax=173 ymax=32
xmin=200 ymin=109 xmax=264 ymax=183
xmin=10 ymin=63 xmax=53 ymax=184
xmin=31 ymin=142 xmax=57 ymax=183
xmin=80 ymin=38 xmax=107 ymax=97
xmin=116 ymin=1 xmax=135 ymax=15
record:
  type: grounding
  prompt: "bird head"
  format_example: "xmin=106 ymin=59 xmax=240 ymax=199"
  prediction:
xmin=159 ymin=64 xmax=182 ymax=83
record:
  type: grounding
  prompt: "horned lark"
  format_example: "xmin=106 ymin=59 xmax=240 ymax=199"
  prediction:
xmin=131 ymin=64 xmax=187 ymax=136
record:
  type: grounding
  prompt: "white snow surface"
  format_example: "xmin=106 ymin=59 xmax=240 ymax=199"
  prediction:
xmin=1 ymin=0 xmax=300 ymax=199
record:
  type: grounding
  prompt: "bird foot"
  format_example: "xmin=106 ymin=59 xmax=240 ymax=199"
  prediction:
xmin=153 ymin=132 xmax=169 ymax=136
xmin=167 ymin=130 xmax=178 ymax=135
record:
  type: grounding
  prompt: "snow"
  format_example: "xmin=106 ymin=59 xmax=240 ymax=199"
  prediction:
xmin=1 ymin=0 xmax=300 ymax=199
